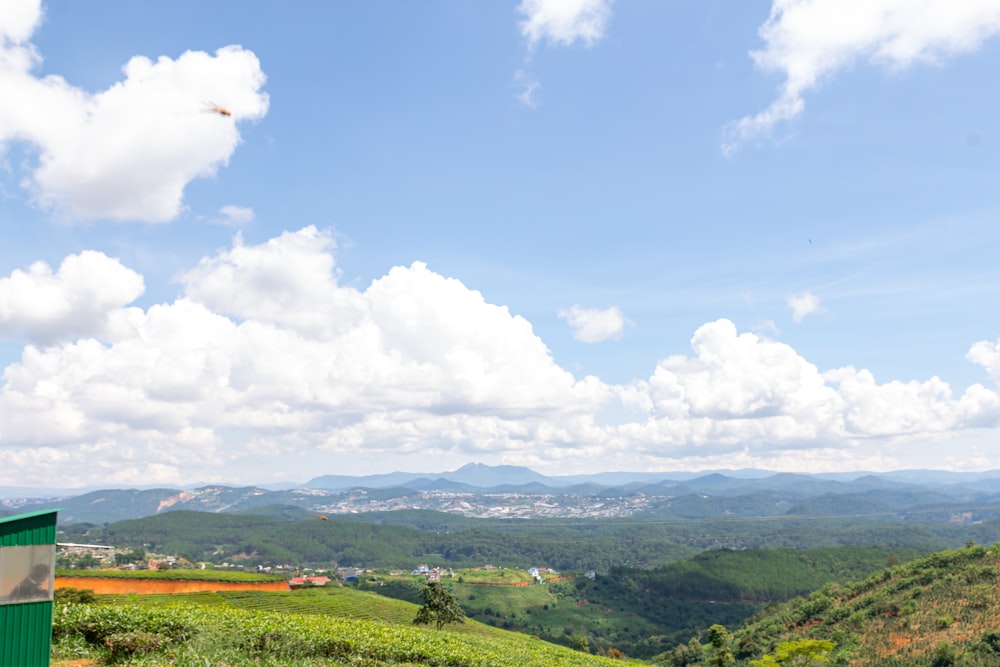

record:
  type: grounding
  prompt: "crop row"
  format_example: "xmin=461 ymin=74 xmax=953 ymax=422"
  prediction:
xmin=99 ymin=591 xmax=231 ymax=607
xmin=219 ymin=589 xmax=415 ymax=624
xmin=54 ymin=602 xmax=637 ymax=666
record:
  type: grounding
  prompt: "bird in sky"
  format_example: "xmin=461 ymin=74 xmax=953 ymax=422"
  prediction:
xmin=203 ymin=101 xmax=232 ymax=117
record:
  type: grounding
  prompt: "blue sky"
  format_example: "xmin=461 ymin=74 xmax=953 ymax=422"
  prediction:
xmin=2 ymin=0 xmax=1000 ymax=489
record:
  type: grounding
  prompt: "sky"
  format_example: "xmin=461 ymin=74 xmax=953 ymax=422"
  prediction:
xmin=2 ymin=0 xmax=1000 ymax=490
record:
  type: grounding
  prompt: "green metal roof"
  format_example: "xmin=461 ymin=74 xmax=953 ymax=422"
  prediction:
xmin=0 ymin=508 xmax=60 ymax=526
xmin=0 ymin=509 xmax=59 ymax=546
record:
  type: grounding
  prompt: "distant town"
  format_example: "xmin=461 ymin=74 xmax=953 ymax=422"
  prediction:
xmin=311 ymin=489 xmax=663 ymax=519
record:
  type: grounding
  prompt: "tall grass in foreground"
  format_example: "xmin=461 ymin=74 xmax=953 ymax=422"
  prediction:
xmin=54 ymin=603 xmax=639 ymax=666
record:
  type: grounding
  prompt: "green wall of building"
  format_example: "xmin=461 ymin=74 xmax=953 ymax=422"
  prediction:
xmin=0 ymin=509 xmax=59 ymax=667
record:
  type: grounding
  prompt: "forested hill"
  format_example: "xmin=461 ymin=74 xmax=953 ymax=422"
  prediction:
xmin=65 ymin=507 xmax=1000 ymax=573
xmin=80 ymin=510 xmax=701 ymax=571
xmin=730 ymin=543 xmax=1000 ymax=666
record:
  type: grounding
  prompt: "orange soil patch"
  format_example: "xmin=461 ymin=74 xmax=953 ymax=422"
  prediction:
xmin=55 ymin=576 xmax=289 ymax=595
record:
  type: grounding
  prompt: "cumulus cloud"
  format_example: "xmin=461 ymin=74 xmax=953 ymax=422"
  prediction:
xmin=967 ymin=337 xmax=1000 ymax=385
xmin=558 ymin=304 xmax=632 ymax=343
xmin=788 ymin=290 xmax=824 ymax=322
xmin=0 ymin=251 xmax=144 ymax=345
xmin=726 ymin=0 xmax=1000 ymax=150
xmin=0 ymin=0 xmax=268 ymax=222
xmin=616 ymin=320 xmax=999 ymax=455
xmin=517 ymin=0 xmax=613 ymax=50
xmin=2 ymin=229 xmax=1000 ymax=486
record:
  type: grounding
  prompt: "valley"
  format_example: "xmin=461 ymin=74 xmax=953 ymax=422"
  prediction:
xmin=13 ymin=465 xmax=1000 ymax=664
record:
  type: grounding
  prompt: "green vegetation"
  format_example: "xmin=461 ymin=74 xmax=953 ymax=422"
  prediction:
xmin=52 ymin=602 xmax=637 ymax=666
xmin=414 ymin=581 xmax=467 ymax=629
xmin=732 ymin=543 xmax=1000 ymax=666
xmin=54 ymin=586 xmax=99 ymax=604
xmin=93 ymin=584 xmax=489 ymax=635
xmin=749 ymin=639 xmax=835 ymax=666
xmin=50 ymin=539 xmax=1000 ymax=665
xmin=69 ymin=507 xmax=1000 ymax=574
xmin=49 ymin=500 xmax=1000 ymax=665
xmin=353 ymin=546 xmax=917 ymax=659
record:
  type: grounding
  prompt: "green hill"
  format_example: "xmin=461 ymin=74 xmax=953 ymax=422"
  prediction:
xmin=69 ymin=507 xmax=1000 ymax=574
xmin=351 ymin=547 xmax=917 ymax=659
xmin=52 ymin=599 xmax=641 ymax=666
xmin=730 ymin=542 xmax=1000 ymax=666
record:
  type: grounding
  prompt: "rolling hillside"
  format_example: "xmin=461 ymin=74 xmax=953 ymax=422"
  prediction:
xmin=731 ymin=543 xmax=1000 ymax=666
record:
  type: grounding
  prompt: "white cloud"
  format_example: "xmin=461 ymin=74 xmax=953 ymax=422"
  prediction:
xmin=514 ymin=0 xmax=611 ymax=107
xmin=559 ymin=304 xmax=632 ymax=343
xmin=517 ymin=0 xmax=613 ymax=50
xmin=2 ymin=230 xmax=1000 ymax=486
xmin=0 ymin=1 xmax=268 ymax=222
xmin=514 ymin=69 xmax=541 ymax=107
xmin=218 ymin=205 xmax=254 ymax=227
xmin=727 ymin=0 xmax=1000 ymax=150
xmin=0 ymin=0 xmax=41 ymax=45
xmin=967 ymin=337 xmax=1000 ymax=384
xmin=0 ymin=251 xmax=144 ymax=345
xmin=615 ymin=319 xmax=999 ymax=455
xmin=787 ymin=290 xmax=824 ymax=322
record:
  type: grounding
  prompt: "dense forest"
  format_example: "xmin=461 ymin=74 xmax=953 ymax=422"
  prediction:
xmin=67 ymin=507 xmax=1000 ymax=573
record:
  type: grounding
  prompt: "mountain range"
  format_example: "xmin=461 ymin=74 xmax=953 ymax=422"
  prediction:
xmin=3 ymin=463 xmax=1000 ymax=526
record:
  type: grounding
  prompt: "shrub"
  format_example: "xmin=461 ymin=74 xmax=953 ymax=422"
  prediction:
xmin=103 ymin=631 xmax=166 ymax=661
xmin=55 ymin=587 xmax=98 ymax=604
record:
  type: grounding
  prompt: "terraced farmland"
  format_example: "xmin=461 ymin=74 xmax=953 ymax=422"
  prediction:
xmin=54 ymin=603 xmax=639 ymax=666
xmin=218 ymin=587 xmax=418 ymax=625
xmin=96 ymin=584 xmax=504 ymax=637
xmin=98 ymin=590 xmax=231 ymax=607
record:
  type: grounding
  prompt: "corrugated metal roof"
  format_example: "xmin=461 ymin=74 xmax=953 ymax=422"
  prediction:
xmin=0 ymin=509 xmax=59 ymax=547
xmin=0 ymin=509 xmax=60 ymax=526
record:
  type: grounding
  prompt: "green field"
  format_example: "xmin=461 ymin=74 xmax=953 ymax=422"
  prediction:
xmin=97 ymin=584 xmax=495 ymax=638
xmin=53 ymin=601 xmax=642 ymax=666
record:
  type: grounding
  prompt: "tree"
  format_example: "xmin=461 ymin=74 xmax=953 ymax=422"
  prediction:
xmin=750 ymin=639 xmax=836 ymax=666
xmin=931 ymin=642 xmax=957 ymax=667
xmin=569 ymin=632 xmax=590 ymax=653
xmin=413 ymin=581 xmax=465 ymax=630
xmin=706 ymin=625 xmax=735 ymax=667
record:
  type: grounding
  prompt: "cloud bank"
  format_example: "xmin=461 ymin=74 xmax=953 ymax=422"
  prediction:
xmin=1 ymin=227 xmax=999 ymax=487
xmin=727 ymin=0 xmax=1000 ymax=149
xmin=0 ymin=0 xmax=268 ymax=222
